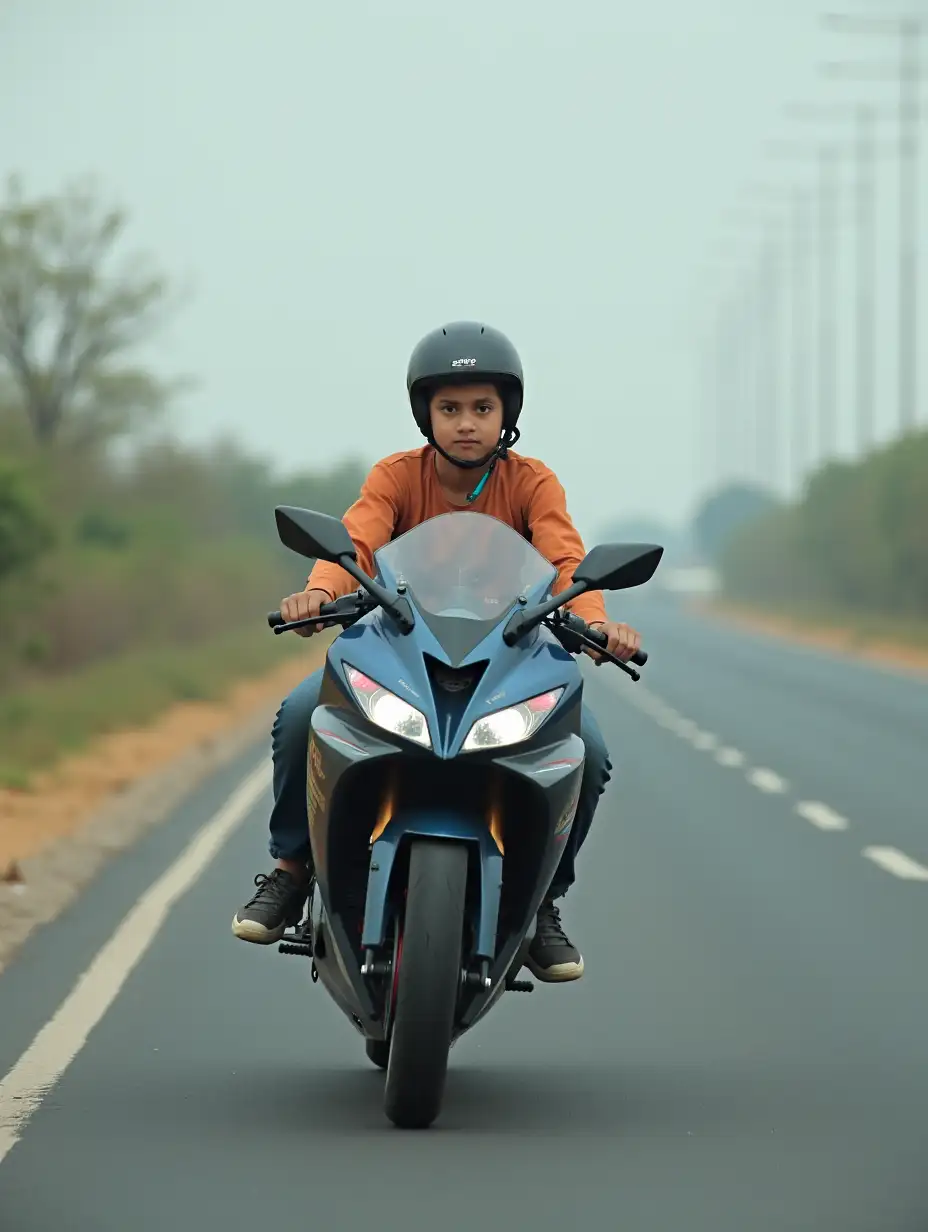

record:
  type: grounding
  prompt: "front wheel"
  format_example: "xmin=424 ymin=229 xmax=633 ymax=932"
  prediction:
xmin=384 ymin=839 xmax=468 ymax=1129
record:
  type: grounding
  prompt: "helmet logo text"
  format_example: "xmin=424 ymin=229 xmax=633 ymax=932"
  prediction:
xmin=451 ymin=357 xmax=477 ymax=367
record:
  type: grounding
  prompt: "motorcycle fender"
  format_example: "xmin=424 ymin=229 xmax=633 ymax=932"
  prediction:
xmin=362 ymin=809 xmax=503 ymax=961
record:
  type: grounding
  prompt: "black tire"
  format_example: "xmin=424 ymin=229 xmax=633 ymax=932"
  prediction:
xmin=366 ymin=1039 xmax=390 ymax=1069
xmin=384 ymin=839 xmax=468 ymax=1129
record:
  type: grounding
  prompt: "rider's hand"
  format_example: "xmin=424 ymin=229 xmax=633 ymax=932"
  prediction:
xmin=280 ymin=588 xmax=331 ymax=638
xmin=586 ymin=620 xmax=641 ymax=665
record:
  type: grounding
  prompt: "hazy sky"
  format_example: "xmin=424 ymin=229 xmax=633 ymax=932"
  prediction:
xmin=0 ymin=1 xmax=894 ymax=535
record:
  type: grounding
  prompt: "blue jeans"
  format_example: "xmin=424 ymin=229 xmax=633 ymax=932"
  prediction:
xmin=268 ymin=668 xmax=612 ymax=899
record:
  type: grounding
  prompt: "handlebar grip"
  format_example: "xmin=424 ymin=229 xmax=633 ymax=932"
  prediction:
xmin=268 ymin=602 xmax=338 ymax=627
xmin=582 ymin=623 xmax=648 ymax=666
xmin=268 ymin=600 xmax=345 ymax=634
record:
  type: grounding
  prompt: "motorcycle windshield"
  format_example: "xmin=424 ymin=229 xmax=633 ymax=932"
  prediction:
xmin=374 ymin=512 xmax=557 ymax=664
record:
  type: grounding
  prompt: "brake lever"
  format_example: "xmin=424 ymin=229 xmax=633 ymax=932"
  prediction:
xmin=271 ymin=617 xmax=332 ymax=636
xmin=588 ymin=643 xmax=640 ymax=682
xmin=543 ymin=617 xmax=641 ymax=682
xmin=271 ymin=612 xmax=361 ymax=636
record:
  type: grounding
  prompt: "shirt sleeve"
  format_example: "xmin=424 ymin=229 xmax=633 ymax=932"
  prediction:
xmin=524 ymin=464 xmax=608 ymax=625
xmin=307 ymin=460 xmax=401 ymax=599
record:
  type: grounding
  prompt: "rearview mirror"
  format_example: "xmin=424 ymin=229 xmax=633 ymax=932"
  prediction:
xmin=274 ymin=506 xmax=357 ymax=563
xmin=573 ymin=543 xmax=664 ymax=592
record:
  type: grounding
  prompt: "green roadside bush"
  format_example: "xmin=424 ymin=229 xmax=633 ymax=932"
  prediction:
xmin=715 ymin=430 xmax=928 ymax=620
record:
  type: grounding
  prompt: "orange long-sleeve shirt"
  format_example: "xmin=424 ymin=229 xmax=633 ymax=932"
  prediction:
xmin=308 ymin=446 xmax=607 ymax=625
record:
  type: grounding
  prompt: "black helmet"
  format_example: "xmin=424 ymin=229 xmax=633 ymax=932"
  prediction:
xmin=406 ymin=321 xmax=524 ymax=470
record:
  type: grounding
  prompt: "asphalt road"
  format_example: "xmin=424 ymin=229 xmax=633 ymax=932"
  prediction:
xmin=2 ymin=597 xmax=928 ymax=1232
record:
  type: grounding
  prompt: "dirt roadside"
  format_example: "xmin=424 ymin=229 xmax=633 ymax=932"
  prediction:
xmin=691 ymin=599 xmax=928 ymax=678
xmin=0 ymin=644 xmax=325 ymax=975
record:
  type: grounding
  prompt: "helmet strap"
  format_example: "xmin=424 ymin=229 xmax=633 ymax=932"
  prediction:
xmin=429 ymin=437 xmax=496 ymax=471
xmin=428 ymin=426 xmax=519 ymax=473
xmin=428 ymin=442 xmax=496 ymax=503
xmin=429 ymin=427 xmax=520 ymax=501
xmin=498 ymin=425 xmax=520 ymax=458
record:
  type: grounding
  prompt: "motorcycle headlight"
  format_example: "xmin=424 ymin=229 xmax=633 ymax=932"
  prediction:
xmin=462 ymin=688 xmax=564 ymax=752
xmin=345 ymin=665 xmax=432 ymax=749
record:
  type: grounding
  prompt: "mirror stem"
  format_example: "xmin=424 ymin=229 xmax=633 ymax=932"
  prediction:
xmin=336 ymin=554 xmax=415 ymax=634
xmin=502 ymin=579 xmax=589 ymax=645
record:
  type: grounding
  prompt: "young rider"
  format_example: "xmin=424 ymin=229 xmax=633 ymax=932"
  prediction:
xmin=232 ymin=321 xmax=641 ymax=982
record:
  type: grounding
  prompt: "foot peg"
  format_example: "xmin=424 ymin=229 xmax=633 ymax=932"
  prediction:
xmin=505 ymin=977 xmax=534 ymax=993
xmin=278 ymin=921 xmax=315 ymax=958
xmin=279 ymin=940 xmax=314 ymax=957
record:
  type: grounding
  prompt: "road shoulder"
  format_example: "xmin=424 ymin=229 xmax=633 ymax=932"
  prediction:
xmin=691 ymin=599 xmax=928 ymax=679
xmin=0 ymin=648 xmax=323 ymax=976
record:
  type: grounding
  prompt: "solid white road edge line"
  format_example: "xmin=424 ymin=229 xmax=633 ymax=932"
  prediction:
xmin=0 ymin=760 xmax=271 ymax=1167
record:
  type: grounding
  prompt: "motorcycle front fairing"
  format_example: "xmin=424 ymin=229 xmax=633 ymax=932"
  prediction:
xmin=304 ymin=513 xmax=589 ymax=1036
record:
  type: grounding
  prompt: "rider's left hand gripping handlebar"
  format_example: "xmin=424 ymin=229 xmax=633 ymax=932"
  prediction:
xmin=583 ymin=623 xmax=648 ymax=667
xmin=560 ymin=612 xmax=648 ymax=667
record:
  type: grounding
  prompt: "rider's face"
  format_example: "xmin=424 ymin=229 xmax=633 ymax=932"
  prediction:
xmin=429 ymin=384 xmax=504 ymax=462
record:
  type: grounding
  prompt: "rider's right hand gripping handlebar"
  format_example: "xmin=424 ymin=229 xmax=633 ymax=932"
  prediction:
xmin=267 ymin=603 xmax=336 ymax=631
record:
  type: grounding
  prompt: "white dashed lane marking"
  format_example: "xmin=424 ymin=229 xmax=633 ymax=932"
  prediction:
xmin=796 ymin=801 xmax=849 ymax=832
xmin=862 ymin=847 xmax=928 ymax=882
xmin=746 ymin=768 xmax=789 ymax=795
xmin=616 ymin=679 xmax=927 ymax=887
xmin=691 ymin=731 xmax=719 ymax=752
xmin=715 ymin=747 xmax=746 ymax=768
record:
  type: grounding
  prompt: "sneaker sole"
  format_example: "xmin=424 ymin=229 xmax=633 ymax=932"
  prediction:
xmin=231 ymin=915 xmax=286 ymax=945
xmin=525 ymin=955 xmax=585 ymax=983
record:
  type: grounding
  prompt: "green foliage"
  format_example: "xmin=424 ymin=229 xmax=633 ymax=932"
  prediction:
xmin=76 ymin=508 xmax=131 ymax=550
xmin=0 ymin=456 xmax=53 ymax=583
xmin=719 ymin=431 xmax=928 ymax=617
xmin=0 ymin=432 xmax=364 ymax=686
xmin=0 ymin=176 xmax=368 ymax=783
xmin=692 ymin=482 xmax=782 ymax=564
xmin=0 ymin=625 xmax=310 ymax=787
xmin=0 ymin=181 xmax=366 ymax=692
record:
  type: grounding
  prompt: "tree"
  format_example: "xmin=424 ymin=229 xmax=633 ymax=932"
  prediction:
xmin=592 ymin=515 xmax=687 ymax=562
xmin=720 ymin=433 xmax=928 ymax=615
xmin=0 ymin=176 xmax=184 ymax=446
xmin=692 ymin=481 xmax=781 ymax=564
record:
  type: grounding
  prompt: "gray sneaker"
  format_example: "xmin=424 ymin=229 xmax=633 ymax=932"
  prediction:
xmin=232 ymin=869 xmax=307 ymax=945
xmin=525 ymin=900 xmax=585 ymax=982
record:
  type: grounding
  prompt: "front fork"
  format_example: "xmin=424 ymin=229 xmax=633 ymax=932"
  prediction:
xmin=360 ymin=813 xmax=503 ymax=959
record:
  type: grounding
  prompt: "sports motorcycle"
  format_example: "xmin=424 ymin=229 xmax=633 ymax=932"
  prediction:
xmin=267 ymin=505 xmax=662 ymax=1128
